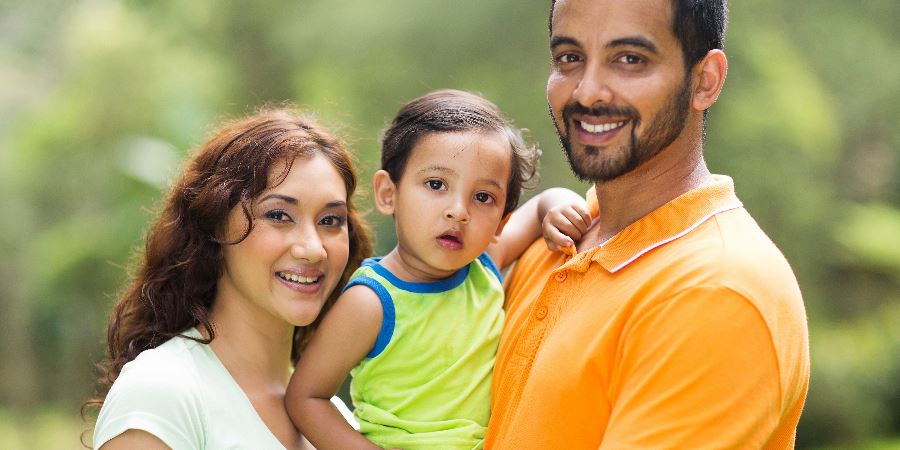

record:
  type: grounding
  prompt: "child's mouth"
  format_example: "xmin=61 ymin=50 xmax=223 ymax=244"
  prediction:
xmin=437 ymin=233 xmax=463 ymax=250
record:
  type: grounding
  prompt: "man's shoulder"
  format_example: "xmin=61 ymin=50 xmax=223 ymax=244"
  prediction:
xmin=660 ymin=207 xmax=804 ymax=328
xmin=666 ymin=207 xmax=796 ymax=282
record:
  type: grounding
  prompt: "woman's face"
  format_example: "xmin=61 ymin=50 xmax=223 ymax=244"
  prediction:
xmin=218 ymin=154 xmax=351 ymax=327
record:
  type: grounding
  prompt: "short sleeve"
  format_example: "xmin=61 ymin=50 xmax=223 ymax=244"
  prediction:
xmin=93 ymin=355 xmax=205 ymax=450
xmin=601 ymin=286 xmax=782 ymax=449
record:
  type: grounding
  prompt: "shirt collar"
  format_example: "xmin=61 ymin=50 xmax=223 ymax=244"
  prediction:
xmin=571 ymin=175 xmax=742 ymax=273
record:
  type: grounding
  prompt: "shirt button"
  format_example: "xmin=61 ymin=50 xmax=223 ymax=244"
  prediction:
xmin=535 ymin=305 xmax=548 ymax=319
xmin=554 ymin=271 xmax=567 ymax=282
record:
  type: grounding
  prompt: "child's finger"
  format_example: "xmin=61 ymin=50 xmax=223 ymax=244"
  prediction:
xmin=561 ymin=207 xmax=590 ymax=234
xmin=573 ymin=203 xmax=593 ymax=225
xmin=543 ymin=225 xmax=574 ymax=252
xmin=551 ymin=210 xmax=586 ymax=240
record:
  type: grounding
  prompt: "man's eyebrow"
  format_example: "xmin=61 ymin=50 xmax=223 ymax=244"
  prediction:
xmin=550 ymin=35 xmax=581 ymax=50
xmin=259 ymin=193 xmax=297 ymax=204
xmin=606 ymin=36 xmax=659 ymax=54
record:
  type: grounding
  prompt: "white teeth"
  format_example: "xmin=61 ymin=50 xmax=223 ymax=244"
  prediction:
xmin=580 ymin=120 xmax=626 ymax=133
xmin=278 ymin=272 xmax=319 ymax=284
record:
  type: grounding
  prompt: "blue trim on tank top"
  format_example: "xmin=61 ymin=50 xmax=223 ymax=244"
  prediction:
xmin=477 ymin=252 xmax=503 ymax=283
xmin=361 ymin=257 xmax=470 ymax=293
xmin=342 ymin=276 xmax=395 ymax=358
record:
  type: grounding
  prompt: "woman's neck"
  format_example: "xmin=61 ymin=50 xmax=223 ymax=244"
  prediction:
xmin=205 ymin=295 xmax=295 ymax=388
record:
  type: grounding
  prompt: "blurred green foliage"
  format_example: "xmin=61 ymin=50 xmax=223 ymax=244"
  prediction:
xmin=0 ymin=1 xmax=898 ymax=448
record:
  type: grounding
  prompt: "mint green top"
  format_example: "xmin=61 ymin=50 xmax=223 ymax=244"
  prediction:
xmin=345 ymin=253 xmax=505 ymax=450
xmin=93 ymin=327 xmax=355 ymax=449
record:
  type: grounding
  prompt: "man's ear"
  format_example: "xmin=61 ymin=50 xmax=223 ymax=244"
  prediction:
xmin=491 ymin=212 xmax=513 ymax=244
xmin=692 ymin=49 xmax=728 ymax=111
xmin=372 ymin=170 xmax=397 ymax=216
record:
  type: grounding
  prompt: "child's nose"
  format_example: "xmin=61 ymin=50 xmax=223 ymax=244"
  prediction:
xmin=444 ymin=201 xmax=470 ymax=223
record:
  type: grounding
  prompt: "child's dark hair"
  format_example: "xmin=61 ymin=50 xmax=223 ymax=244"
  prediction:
xmin=380 ymin=89 xmax=540 ymax=216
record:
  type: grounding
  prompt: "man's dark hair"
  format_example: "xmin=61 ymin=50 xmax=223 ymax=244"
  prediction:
xmin=380 ymin=89 xmax=540 ymax=217
xmin=549 ymin=0 xmax=729 ymax=69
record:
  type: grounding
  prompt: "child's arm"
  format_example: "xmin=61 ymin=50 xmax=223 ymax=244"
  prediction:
xmin=285 ymin=285 xmax=384 ymax=450
xmin=488 ymin=187 xmax=591 ymax=269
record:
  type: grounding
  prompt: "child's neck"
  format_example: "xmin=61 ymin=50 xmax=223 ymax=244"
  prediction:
xmin=379 ymin=247 xmax=463 ymax=283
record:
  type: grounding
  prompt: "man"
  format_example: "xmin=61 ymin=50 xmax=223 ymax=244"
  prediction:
xmin=485 ymin=0 xmax=810 ymax=448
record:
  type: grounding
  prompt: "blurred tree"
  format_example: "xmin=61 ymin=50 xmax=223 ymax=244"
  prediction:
xmin=0 ymin=0 xmax=897 ymax=447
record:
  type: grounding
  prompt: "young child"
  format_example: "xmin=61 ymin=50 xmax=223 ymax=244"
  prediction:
xmin=286 ymin=89 xmax=590 ymax=449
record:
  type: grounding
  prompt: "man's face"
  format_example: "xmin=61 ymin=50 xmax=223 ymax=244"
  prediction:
xmin=547 ymin=0 xmax=694 ymax=182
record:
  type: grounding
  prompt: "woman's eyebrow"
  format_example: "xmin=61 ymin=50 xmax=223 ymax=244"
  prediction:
xmin=259 ymin=193 xmax=297 ymax=204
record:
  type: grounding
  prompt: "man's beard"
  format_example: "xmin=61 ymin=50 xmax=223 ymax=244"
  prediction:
xmin=553 ymin=75 xmax=692 ymax=183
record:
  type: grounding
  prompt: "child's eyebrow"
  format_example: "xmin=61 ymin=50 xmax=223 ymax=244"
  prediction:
xmin=479 ymin=178 xmax=504 ymax=190
xmin=418 ymin=165 xmax=456 ymax=176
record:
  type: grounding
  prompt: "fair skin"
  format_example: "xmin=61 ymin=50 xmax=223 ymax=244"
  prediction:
xmin=548 ymin=0 xmax=727 ymax=248
xmin=101 ymin=154 xmax=351 ymax=450
xmin=285 ymin=130 xmax=586 ymax=449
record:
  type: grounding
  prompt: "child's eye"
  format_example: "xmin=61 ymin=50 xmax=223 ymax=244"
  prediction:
xmin=426 ymin=180 xmax=445 ymax=190
xmin=318 ymin=214 xmax=346 ymax=227
xmin=474 ymin=192 xmax=495 ymax=204
xmin=264 ymin=210 xmax=292 ymax=222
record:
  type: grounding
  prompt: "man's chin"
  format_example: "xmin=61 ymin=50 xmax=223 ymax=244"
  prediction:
xmin=564 ymin=142 xmax=629 ymax=182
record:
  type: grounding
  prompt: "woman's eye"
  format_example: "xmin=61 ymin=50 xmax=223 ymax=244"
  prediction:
xmin=264 ymin=210 xmax=292 ymax=222
xmin=474 ymin=192 xmax=494 ymax=203
xmin=426 ymin=180 xmax=445 ymax=190
xmin=319 ymin=214 xmax=346 ymax=227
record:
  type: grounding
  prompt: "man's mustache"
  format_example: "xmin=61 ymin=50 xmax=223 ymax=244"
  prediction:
xmin=561 ymin=102 xmax=639 ymax=123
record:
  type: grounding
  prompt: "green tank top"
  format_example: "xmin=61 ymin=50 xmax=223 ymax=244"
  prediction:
xmin=344 ymin=253 xmax=504 ymax=450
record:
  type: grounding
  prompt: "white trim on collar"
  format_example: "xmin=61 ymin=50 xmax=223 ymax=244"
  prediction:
xmin=607 ymin=203 xmax=743 ymax=273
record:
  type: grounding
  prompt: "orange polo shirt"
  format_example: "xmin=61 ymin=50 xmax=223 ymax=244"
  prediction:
xmin=485 ymin=176 xmax=809 ymax=449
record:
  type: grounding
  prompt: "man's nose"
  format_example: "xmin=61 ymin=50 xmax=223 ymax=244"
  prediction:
xmin=572 ymin=62 xmax=614 ymax=109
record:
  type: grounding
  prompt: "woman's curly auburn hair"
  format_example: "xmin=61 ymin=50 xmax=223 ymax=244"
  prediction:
xmin=89 ymin=107 xmax=372 ymax=406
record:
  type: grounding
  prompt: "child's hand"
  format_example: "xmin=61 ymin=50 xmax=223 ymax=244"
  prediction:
xmin=542 ymin=201 xmax=591 ymax=253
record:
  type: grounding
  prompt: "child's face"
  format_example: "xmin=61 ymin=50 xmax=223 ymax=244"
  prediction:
xmin=388 ymin=130 xmax=512 ymax=277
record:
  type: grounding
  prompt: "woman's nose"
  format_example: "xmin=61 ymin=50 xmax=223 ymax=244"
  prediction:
xmin=290 ymin=225 xmax=327 ymax=262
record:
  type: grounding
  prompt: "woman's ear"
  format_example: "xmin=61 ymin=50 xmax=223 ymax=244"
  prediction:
xmin=692 ymin=49 xmax=728 ymax=112
xmin=372 ymin=170 xmax=397 ymax=216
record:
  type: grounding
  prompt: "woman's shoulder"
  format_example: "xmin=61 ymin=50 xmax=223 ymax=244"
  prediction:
xmin=93 ymin=331 xmax=208 ymax=449
xmin=122 ymin=334 xmax=203 ymax=385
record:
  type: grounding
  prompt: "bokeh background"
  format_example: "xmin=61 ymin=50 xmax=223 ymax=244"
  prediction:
xmin=1 ymin=0 xmax=898 ymax=448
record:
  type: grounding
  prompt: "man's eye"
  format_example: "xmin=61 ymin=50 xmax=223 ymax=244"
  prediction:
xmin=555 ymin=53 xmax=581 ymax=65
xmin=618 ymin=54 xmax=644 ymax=64
xmin=474 ymin=192 xmax=494 ymax=203
xmin=426 ymin=180 xmax=445 ymax=190
xmin=264 ymin=210 xmax=292 ymax=222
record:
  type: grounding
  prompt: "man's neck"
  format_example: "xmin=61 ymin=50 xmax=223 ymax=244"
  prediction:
xmin=580 ymin=145 xmax=713 ymax=249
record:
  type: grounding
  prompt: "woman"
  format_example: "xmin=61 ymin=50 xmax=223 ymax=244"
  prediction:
xmin=88 ymin=108 xmax=372 ymax=449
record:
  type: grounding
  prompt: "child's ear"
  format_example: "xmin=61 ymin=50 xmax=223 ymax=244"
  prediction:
xmin=491 ymin=212 xmax=513 ymax=243
xmin=372 ymin=170 xmax=397 ymax=216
